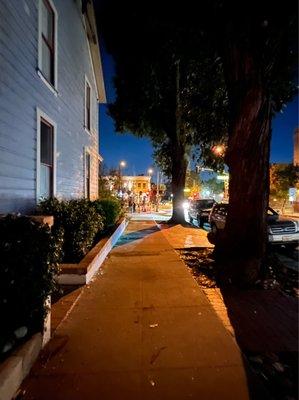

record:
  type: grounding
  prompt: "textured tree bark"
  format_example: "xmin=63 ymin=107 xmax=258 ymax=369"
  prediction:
xmin=214 ymin=86 xmax=271 ymax=285
xmin=168 ymin=59 xmax=189 ymax=225
xmin=169 ymin=142 xmax=188 ymax=224
xmin=214 ymin=47 xmax=272 ymax=285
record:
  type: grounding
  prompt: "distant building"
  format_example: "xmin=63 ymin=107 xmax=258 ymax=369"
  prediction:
xmin=101 ymin=175 xmax=151 ymax=196
xmin=0 ymin=0 xmax=106 ymax=213
xmin=122 ymin=176 xmax=151 ymax=195
xmin=294 ymin=128 xmax=299 ymax=166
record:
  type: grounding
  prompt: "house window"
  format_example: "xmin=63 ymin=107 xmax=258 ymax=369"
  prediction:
xmin=85 ymin=151 xmax=91 ymax=199
xmin=40 ymin=118 xmax=54 ymax=198
xmin=143 ymin=183 xmax=146 ymax=189
xmin=40 ymin=0 xmax=56 ymax=86
xmin=85 ymin=79 xmax=91 ymax=131
xmin=138 ymin=183 xmax=141 ymax=188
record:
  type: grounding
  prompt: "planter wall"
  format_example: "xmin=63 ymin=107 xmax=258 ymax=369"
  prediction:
xmin=58 ymin=218 xmax=128 ymax=285
xmin=0 ymin=301 xmax=51 ymax=400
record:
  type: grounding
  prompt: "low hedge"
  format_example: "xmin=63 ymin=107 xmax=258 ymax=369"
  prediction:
xmin=38 ymin=198 xmax=104 ymax=263
xmin=93 ymin=198 xmax=123 ymax=230
xmin=0 ymin=215 xmax=62 ymax=358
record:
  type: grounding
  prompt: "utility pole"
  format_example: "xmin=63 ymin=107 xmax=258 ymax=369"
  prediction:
xmin=118 ymin=161 xmax=126 ymax=193
xmin=156 ymin=171 xmax=160 ymax=212
xmin=118 ymin=164 xmax=121 ymax=192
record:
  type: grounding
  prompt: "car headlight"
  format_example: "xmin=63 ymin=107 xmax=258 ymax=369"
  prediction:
xmin=182 ymin=201 xmax=189 ymax=210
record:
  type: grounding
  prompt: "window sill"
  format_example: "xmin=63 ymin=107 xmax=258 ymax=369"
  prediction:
xmin=84 ymin=126 xmax=92 ymax=135
xmin=37 ymin=69 xmax=58 ymax=97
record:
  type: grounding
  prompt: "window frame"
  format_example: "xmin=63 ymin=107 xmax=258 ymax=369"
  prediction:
xmin=84 ymin=148 xmax=91 ymax=199
xmin=38 ymin=0 xmax=58 ymax=92
xmin=36 ymin=108 xmax=57 ymax=201
xmin=84 ymin=76 xmax=92 ymax=133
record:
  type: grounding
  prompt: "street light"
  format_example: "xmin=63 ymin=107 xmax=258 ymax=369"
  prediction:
xmin=217 ymin=173 xmax=229 ymax=200
xmin=212 ymin=144 xmax=225 ymax=156
xmin=118 ymin=160 xmax=126 ymax=192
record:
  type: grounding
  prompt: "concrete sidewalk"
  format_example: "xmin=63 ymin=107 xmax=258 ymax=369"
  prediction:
xmin=22 ymin=220 xmax=256 ymax=399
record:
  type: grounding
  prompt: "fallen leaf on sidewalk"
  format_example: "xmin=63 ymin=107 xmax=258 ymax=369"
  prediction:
xmin=150 ymin=346 xmax=167 ymax=364
xmin=149 ymin=323 xmax=158 ymax=328
xmin=273 ymin=362 xmax=284 ymax=372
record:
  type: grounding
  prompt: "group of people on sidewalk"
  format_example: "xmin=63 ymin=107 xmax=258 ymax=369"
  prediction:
xmin=128 ymin=197 xmax=153 ymax=213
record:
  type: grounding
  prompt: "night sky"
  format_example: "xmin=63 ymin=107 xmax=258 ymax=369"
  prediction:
xmin=99 ymin=49 xmax=299 ymax=176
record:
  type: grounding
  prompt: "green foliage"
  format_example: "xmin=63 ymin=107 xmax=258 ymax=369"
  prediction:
xmin=211 ymin=0 xmax=298 ymax=115
xmin=100 ymin=2 xmax=228 ymax=176
xmin=38 ymin=198 xmax=104 ymax=263
xmin=98 ymin=176 xmax=113 ymax=198
xmin=93 ymin=198 xmax=123 ymax=230
xmin=201 ymin=177 xmax=224 ymax=196
xmin=0 ymin=215 xmax=62 ymax=357
xmin=185 ymin=169 xmax=201 ymax=191
xmin=270 ymin=163 xmax=299 ymax=200
xmin=100 ymin=0 xmax=297 ymax=170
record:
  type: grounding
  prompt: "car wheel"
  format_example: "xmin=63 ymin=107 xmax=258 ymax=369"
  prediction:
xmin=198 ymin=215 xmax=204 ymax=228
xmin=285 ymin=243 xmax=298 ymax=251
xmin=211 ymin=223 xmax=218 ymax=236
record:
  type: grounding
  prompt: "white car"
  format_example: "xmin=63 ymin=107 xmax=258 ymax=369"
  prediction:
xmin=209 ymin=204 xmax=299 ymax=250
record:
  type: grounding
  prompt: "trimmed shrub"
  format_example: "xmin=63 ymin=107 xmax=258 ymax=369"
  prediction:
xmin=93 ymin=198 xmax=123 ymax=230
xmin=38 ymin=198 xmax=104 ymax=263
xmin=0 ymin=215 xmax=62 ymax=358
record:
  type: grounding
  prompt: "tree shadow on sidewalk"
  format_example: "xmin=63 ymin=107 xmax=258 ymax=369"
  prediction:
xmin=219 ymin=286 xmax=298 ymax=400
xmin=178 ymin=246 xmax=298 ymax=400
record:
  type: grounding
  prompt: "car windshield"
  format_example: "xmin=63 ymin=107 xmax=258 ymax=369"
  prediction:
xmin=267 ymin=207 xmax=279 ymax=216
xmin=195 ymin=200 xmax=214 ymax=208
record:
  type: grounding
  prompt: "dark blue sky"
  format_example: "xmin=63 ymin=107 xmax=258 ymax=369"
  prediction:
xmin=99 ymin=50 xmax=298 ymax=175
xmin=99 ymin=52 xmax=153 ymax=175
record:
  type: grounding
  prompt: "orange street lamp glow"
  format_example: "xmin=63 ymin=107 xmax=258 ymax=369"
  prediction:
xmin=212 ymin=145 xmax=225 ymax=156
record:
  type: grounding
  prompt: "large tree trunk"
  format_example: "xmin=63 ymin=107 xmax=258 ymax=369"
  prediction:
xmin=214 ymin=50 xmax=272 ymax=286
xmin=169 ymin=142 xmax=188 ymax=224
xmin=168 ymin=58 xmax=188 ymax=224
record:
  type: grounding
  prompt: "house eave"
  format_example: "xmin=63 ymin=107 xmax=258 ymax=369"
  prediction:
xmin=83 ymin=1 xmax=106 ymax=103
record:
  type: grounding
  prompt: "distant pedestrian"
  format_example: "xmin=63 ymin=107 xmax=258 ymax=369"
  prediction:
xmin=128 ymin=197 xmax=133 ymax=212
xmin=132 ymin=202 xmax=136 ymax=213
xmin=142 ymin=197 xmax=146 ymax=212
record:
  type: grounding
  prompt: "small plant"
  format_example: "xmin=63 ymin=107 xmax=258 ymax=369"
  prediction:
xmin=0 ymin=215 xmax=62 ymax=358
xmin=93 ymin=198 xmax=123 ymax=230
xmin=38 ymin=198 xmax=104 ymax=263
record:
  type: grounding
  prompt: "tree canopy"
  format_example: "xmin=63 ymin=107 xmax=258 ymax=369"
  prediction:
xmin=98 ymin=0 xmax=298 ymax=284
xmin=99 ymin=1 xmax=229 ymax=221
xmin=270 ymin=163 xmax=299 ymax=201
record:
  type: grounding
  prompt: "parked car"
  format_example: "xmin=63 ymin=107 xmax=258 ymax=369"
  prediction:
xmin=188 ymin=199 xmax=216 ymax=227
xmin=209 ymin=203 xmax=299 ymax=249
